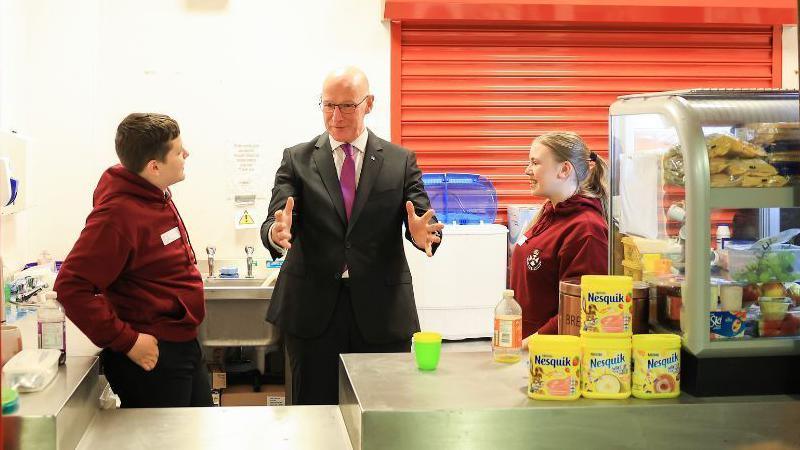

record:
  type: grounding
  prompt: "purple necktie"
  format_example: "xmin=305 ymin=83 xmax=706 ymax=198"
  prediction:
xmin=340 ymin=143 xmax=356 ymax=221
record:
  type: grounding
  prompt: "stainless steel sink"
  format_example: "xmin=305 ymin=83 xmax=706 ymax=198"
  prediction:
xmin=203 ymin=277 xmax=266 ymax=288
xmin=199 ymin=276 xmax=279 ymax=349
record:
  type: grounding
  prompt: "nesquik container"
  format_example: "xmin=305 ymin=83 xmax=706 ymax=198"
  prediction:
xmin=580 ymin=275 xmax=634 ymax=337
xmin=560 ymin=278 xmax=649 ymax=336
xmin=581 ymin=336 xmax=632 ymax=399
xmin=527 ymin=335 xmax=581 ymax=401
xmin=632 ymin=334 xmax=681 ymax=399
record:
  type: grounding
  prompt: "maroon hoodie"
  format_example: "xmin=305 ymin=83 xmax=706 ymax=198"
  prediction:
xmin=510 ymin=195 xmax=608 ymax=337
xmin=54 ymin=165 xmax=204 ymax=354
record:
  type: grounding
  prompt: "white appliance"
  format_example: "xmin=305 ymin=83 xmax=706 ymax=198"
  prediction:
xmin=404 ymin=224 xmax=508 ymax=339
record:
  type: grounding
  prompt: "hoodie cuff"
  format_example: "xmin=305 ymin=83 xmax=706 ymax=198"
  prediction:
xmin=108 ymin=328 xmax=139 ymax=354
xmin=537 ymin=317 xmax=559 ymax=335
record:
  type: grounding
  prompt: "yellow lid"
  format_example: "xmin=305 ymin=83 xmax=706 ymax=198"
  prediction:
xmin=581 ymin=336 xmax=632 ymax=349
xmin=413 ymin=331 xmax=442 ymax=343
xmin=581 ymin=275 xmax=632 ymax=283
xmin=529 ymin=334 xmax=580 ymax=351
xmin=632 ymin=333 xmax=681 ymax=350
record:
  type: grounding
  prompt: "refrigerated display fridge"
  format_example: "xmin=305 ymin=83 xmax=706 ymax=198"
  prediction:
xmin=608 ymin=89 xmax=800 ymax=395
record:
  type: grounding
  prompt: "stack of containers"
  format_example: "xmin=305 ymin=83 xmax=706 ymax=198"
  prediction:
xmin=580 ymin=275 xmax=634 ymax=399
xmin=528 ymin=275 xmax=681 ymax=400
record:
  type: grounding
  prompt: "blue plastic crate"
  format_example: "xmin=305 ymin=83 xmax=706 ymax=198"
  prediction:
xmin=421 ymin=173 xmax=497 ymax=225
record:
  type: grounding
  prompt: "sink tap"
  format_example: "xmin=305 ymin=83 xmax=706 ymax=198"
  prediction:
xmin=206 ymin=246 xmax=216 ymax=278
xmin=245 ymin=246 xmax=255 ymax=278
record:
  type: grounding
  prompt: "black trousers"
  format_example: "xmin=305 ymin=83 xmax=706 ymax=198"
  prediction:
xmin=101 ymin=338 xmax=213 ymax=408
xmin=285 ymin=280 xmax=412 ymax=405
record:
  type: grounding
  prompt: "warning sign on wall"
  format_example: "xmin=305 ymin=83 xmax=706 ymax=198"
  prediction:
xmin=235 ymin=208 xmax=259 ymax=230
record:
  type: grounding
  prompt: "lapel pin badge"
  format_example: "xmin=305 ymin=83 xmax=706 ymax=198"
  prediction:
xmin=370 ymin=155 xmax=376 ymax=161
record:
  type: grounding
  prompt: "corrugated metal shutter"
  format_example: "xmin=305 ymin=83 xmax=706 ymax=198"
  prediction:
xmin=396 ymin=23 xmax=780 ymax=224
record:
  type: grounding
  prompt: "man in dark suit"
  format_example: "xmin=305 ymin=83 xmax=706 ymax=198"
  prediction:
xmin=261 ymin=67 xmax=444 ymax=405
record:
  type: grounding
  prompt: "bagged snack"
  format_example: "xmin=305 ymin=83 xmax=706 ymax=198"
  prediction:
xmin=749 ymin=122 xmax=800 ymax=145
xmin=662 ymin=144 xmax=685 ymax=186
xmin=726 ymin=159 xmax=778 ymax=177
xmin=706 ymin=134 xmax=733 ymax=158
xmin=741 ymin=175 xmax=789 ymax=188
xmin=711 ymin=173 xmax=742 ymax=187
xmin=709 ymin=158 xmax=728 ymax=174
xmin=706 ymin=134 xmax=765 ymax=158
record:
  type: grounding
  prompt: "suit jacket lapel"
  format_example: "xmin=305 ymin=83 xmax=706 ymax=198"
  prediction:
xmin=347 ymin=131 xmax=384 ymax=236
xmin=312 ymin=133 xmax=347 ymax=226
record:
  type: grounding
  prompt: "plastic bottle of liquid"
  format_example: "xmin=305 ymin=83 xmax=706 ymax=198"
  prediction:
xmin=716 ymin=225 xmax=731 ymax=250
xmin=493 ymin=289 xmax=522 ymax=363
xmin=38 ymin=292 xmax=66 ymax=365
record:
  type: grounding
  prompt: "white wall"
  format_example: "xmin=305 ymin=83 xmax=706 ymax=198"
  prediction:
xmin=783 ymin=25 xmax=799 ymax=89
xmin=0 ymin=0 xmax=391 ymax=268
xmin=3 ymin=4 xmax=797 ymax=271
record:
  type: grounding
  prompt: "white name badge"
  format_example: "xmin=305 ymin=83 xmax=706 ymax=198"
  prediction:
xmin=515 ymin=234 xmax=527 ymax=247
xmin=161 ymin=227 xmax=181 ymax=246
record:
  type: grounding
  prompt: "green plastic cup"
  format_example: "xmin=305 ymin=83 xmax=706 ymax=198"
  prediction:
xmin=413 ymin=331 xmax=442 ymax=371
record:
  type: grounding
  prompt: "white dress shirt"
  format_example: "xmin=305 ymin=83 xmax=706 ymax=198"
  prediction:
xmin=267 ymin=129 xmax=370 ymax=267
xmin=328 ymin=129 xmax=368 ymax=187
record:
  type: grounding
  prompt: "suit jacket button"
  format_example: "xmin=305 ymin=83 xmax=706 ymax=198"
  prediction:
xmin=345 ymin=241 xmax=352 ymax=249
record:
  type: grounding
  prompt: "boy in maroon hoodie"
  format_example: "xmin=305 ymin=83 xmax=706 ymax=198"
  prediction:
xmin=54 ymin=113 xmax=212 ymax=408
xmin=510 ymin=132 xmax=609 ymax=339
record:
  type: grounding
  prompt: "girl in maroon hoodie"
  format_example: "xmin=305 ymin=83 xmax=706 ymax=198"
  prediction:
xmin=510 ymin=132 xmax=609 ymax=339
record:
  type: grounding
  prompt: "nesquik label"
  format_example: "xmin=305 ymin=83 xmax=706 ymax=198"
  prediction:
xmin=581 ymin=277 xmax=633 ymax=337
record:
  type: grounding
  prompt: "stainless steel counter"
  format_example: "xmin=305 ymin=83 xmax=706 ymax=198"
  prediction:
xmin=3 ymin=356 xmax=102 ymax=450
xmin=76 ymin=406 xmax=352 ymax=450
xmin=339 ymin=351 xmax=800 ymax=450
xmin=3 ymin=311 xmax=102 ymax=450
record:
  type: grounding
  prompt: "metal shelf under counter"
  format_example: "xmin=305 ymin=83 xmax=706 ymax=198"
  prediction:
xmin=338 ymin=351 xmax=800 ymax=450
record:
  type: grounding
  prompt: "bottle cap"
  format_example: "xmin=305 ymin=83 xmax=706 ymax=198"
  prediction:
xmin=503 ymin=289 xmax=514 ymax=298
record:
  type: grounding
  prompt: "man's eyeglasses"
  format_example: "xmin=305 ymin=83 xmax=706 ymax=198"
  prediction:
xmin=319 ymin=95 xmax=370 ymax=114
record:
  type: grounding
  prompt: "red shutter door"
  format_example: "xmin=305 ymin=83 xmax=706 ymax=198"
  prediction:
xmin=396 ymin=23 xmax=780 ymax=223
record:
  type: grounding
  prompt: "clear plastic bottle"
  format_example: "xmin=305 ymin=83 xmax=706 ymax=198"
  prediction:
xmin=38 ymin=291 xmax=66 ymax=365
xmin=493 ymin=289 xmax=522 ymax=363
xmin=716 ymin=224 xmax=731 ymax=250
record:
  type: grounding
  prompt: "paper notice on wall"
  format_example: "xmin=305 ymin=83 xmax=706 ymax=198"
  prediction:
xmin=231 ymin=143 xmax=269 ymax=199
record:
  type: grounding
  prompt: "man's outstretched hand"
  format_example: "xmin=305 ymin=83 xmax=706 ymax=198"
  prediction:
xmin=406 ymin=201 xmax=444 ymax=257
xmin=271 ymin=197 xmax=295 ymax=250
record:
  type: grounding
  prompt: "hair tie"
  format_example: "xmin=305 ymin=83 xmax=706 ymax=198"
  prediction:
xmin=588 ymin=151 xmax=598 ymax=162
